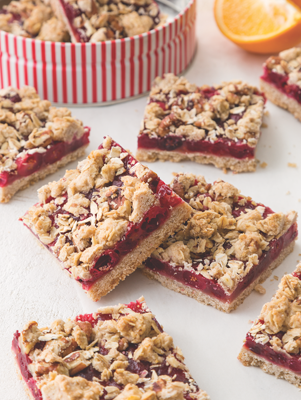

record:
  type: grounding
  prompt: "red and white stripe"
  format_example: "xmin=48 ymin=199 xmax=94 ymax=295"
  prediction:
xmin=0 ymin=0 xmax=197 ymax=105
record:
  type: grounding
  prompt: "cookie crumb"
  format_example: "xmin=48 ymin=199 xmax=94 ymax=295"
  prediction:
xmin=260 ymin=162 xmax=267 ymax=168
xmin=288 ymin=162 xmax=297 ymax=168
xmin=255 ymin=284 xmax=266 ymax=294
xmin=286 ymin=191 xmax=291 ymax=195
xmin=264 ymin=110 xmax=269 ymax=116
xmin=262 ymin=123 xmax=268 ymax=128
xmin=223 ymin=168 xmax=228 ymax=174
xmin=248 ymin=320 xmax=253 ymax=324
xmin=274 ymin=275 xmax=279 ymax=281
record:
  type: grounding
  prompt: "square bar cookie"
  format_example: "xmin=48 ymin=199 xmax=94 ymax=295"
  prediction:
xmin=260 ymin=47 xmax=301 ymax=122
xmin=51 ymin=0 xmax=164 ymax=43
xmin=21 ymin=137 xmax=192 ymax=301
xmin=12 ymin=297 xmax=209 ymax=400
xmin=141 ymin=173 xmax=298 ymax=313
xmin=136 ymin=73 xmax=265 ymax=173
xmin=239 ymin=264 xmax=301 ymax=388
xmin=0 ymin=0 xmax=69 ymax=41
xmin=0 ymin=86 xmax=90 ymax=203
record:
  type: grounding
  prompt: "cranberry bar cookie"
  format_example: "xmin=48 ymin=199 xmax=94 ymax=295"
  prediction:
xmin=21 ymin=137 xmax=192 ymax=301
xmin=0 ymin=86 xmax=90 ymax=203
xmin=136 ymin=74 xmax=265 ymax=173
xmin=141 ymin=173 xmax=298 ymax=313
xmin=51 ymin=0 xmax=163 ymax=43
xmin=239 ymin=264 xmax=301 ymax=388
xmin=0 ymin=0 xmax=69 ymax=42
xmin=12 ymin=297 xmax=209 ymax=400
xmin=260 ymin=47 xmax=301 ymax=122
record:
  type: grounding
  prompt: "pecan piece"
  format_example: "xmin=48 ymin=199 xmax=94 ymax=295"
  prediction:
xmin=64 ymin=351 xmax=91 ymax=375
xmin=157 ymin=113 xmax=181 ymax=137
xmin=76 ymin=321 xmax=93 ymax=342
xmin=107 ymin=188 xmax=125 ymax=210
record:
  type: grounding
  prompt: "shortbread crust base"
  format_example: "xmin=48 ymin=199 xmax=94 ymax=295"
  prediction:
xmin=136 ymin=148 xmax=256 ymax=173
xmin=0 ymin=145 xmax=87 ymax=203
xmin=141 ymin=239 xmax=295 ymax=313
xmin=87 ymin=202 xmax=192 ymax=301
xmin=260 ymin=79 xmax=301 ymax=122
xmin=238 ymin=346 xmax=301 ymax=388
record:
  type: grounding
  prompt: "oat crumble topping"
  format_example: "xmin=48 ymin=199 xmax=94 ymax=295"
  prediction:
xmin=247 ymin=264 xmax=301 ymax=355
xmin=150 ymin=173 xmax=297 ymax=294
xmin=61 ymin=0 xmax=165 ymax=42
xmin=22 ymin=137 xmax=182 ymax=284
xmin=139 ymin=74 xmax=265 ymax=147
xmin=264 ymin=48 xmax=301 ymax=88
xmin=0 ymin=0 xmax=69 ymax=41
xmin=0 ymin=86 xmax=86 ymax=175
xmin=15 ymin=297 xmax=209 ymax=400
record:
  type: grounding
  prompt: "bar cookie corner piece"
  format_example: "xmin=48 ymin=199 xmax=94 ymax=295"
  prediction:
xmin=21 ymin=136 xmax=192 ymax=301
xmin=260 ymin=47 xmax=301 ymax=122
xmin=238 ymin=263 xmax=301 ymax=388
xmin=12 ymin=296 xmax=210 ymax=400
xmin=136 ymin=73 xmax=265 ymax=173
xmin=0 ymin=86 xmax=90 ymax=203
xmin=141 ymin=173 xmax=298 ymax=313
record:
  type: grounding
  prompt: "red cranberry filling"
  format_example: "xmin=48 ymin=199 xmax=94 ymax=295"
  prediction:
xmin=244 ymin=334 xmax=301 ymax=374
xmin=12 ymin=332 xmax=43 ymax=400
xmin=3 ymin=91 xmax=22 ymax=103
xmin=144 ymin=219 xmax=298 ymax=304
xmin=0 ymin=129 xmax=90 ymax=188
xmin=261 ymin=66 xmax=301 ymax=104
xmin=138 ymin=133 xmax=255 ymax=159
xmin=0 ymin=9 xmax=23 ymax=24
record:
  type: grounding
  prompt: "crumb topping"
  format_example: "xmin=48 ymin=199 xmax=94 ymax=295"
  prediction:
xmin=264 ymin=47 xmax=301 ymax=88
xmin=0 ymin=86 xmax=85 ymax=174
xmin=247 ymin=264 xmax=301 ymax=355
xmin=0 ymin=0 xmax=69 ymax=41
xmin=62 ymin=0 xmax=164 ymax=42
xmin=16 ymin=297 xmax=209 ymax=400
xmin=139 ymin=74 xmax=265 ymax=147
xmin=37 ymin=17 xmax=70 ymax=42
xmin=151 ymin=173 xmax=297 ymax=294
xmin=22 ymin=137 xmax=181 ymax=283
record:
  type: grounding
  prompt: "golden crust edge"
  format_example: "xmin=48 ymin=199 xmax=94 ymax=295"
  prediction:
xmin=238 ymin=346 xmax=301 ymax=388
xmin=136 ymin=148 xmax=256 ymax=173
xmin=260 ymin=78 xmax=301 ymax=122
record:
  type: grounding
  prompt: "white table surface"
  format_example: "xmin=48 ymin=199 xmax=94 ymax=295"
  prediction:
xmin=2 ymin=1 xmax=301 ymax=398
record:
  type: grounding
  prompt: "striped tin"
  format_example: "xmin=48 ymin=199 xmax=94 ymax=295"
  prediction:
xmin=0 ymin=0 xmax=197 ymax=105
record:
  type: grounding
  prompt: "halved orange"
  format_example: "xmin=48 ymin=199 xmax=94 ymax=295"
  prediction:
xmin=214 ymin=0 xmax=301 ymax=53
xmin=291 ymin=0 xmax=301 ymax=8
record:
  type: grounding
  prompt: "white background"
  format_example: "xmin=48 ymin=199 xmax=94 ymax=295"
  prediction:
xmin=1 ymin=0 xmax=301 ymax=398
